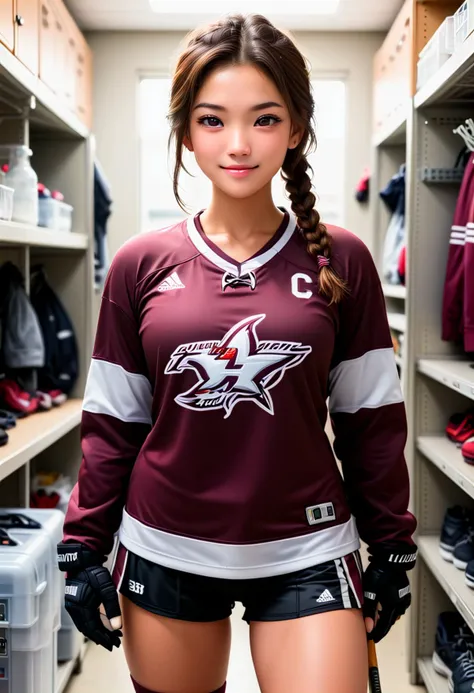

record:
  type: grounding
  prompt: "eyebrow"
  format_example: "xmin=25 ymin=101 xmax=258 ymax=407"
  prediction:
xmin=193 ymin=101 xmax=284 ymax=112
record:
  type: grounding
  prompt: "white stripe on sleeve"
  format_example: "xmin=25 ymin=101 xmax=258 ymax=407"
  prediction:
xmin=83 ymin=358 xmax=153 ymax=424
xmin=328 ymin=347 xmax=403 ymax=414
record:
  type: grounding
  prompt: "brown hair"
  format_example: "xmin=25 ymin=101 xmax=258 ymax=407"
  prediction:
xmin=168 ymin=13 xmax=347 ymax=304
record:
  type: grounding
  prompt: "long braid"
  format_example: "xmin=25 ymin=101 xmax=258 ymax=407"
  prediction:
xmin=282 ymin=153 xmax=348 ymax=304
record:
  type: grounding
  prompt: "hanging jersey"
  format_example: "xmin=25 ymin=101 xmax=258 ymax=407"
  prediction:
xmin=465 ymin=194 xmax=474 ymax=352
xmin=442 ymin=153 xmax=474 ymax=344
xmin=63 ymin=211 xmax=416 ymax=579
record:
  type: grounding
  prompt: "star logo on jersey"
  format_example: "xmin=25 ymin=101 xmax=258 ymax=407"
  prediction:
xmin=165 ymin=314 xmax=312 ymax=418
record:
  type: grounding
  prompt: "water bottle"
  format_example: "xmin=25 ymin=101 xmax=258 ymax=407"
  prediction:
xmin=5 ymin=146 xmax=39 ymax=225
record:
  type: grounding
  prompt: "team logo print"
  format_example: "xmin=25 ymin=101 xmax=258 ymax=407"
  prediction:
xmin=165 ymin=314 xmax=312 ymax=418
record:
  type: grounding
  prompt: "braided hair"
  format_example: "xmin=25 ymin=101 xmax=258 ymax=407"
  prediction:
xmin=168 ymin=13 xmax=348 ymax=304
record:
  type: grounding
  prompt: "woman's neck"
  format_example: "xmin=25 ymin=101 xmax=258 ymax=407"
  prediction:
xmin=200 ymin=184 xmax=285 ymax=242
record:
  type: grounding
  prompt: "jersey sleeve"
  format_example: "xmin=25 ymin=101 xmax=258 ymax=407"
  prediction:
xmin=329 ymin=231 xmax=416 ymax=548
xmin=62 ymin=244 xmax=152 ymax=559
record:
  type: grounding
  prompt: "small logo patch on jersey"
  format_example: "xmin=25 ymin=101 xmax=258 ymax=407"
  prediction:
xmin=316 ymin=589 xmax=336 ymax=603
xmin=165 ymin=314 xmax=312 ymax=418
xmin=158 ymin=271 xmax=185 ymax=292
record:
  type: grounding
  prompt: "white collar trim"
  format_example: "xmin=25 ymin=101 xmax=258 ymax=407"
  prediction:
xmin=186 ymin=212 xmax=297 ymax=277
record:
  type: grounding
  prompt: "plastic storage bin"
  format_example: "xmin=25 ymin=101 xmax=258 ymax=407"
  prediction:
xmin=0 ymin=510 xmax=63 ymax=633
xmin=0 ymin=186 xmax=13 ymax=222
xmin=57 ymin=602 xmax=82 ymax=662
xmin=38 ymin=197 xmax=73 ymax=233
xmin=417 ymin=16 xmax=455 ymax=89
xmin=454 ymin=0 xmax=469 ymax=49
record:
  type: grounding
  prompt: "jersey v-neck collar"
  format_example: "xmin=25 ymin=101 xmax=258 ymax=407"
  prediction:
xmin=186 ymin=209 xmax=297 ymax=277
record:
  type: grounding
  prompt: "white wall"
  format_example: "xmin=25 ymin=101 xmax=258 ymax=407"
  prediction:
xmin=87 ymin=30 xmax=383 ymax=257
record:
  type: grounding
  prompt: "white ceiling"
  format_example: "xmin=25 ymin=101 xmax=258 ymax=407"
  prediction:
xmin=63 ymin=0 xmax=404 ymax=32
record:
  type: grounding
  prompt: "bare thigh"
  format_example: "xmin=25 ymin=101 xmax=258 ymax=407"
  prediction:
xmin=119 ymin=595 xmax=231 ymax=693
xmin=250 ymin=608 xmax=368 ymax=693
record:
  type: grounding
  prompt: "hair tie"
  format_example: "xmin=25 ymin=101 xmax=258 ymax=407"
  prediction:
xmin=317 ymin=255 xmax=330 ymax=269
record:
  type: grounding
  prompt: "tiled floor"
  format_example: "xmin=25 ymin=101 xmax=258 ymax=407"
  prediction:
xmin=67 ymin=604 xmax=424 ymax=693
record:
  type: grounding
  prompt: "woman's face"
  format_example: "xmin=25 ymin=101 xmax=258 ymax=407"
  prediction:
xmin=186 ymin=64 xmax=301 ymax=200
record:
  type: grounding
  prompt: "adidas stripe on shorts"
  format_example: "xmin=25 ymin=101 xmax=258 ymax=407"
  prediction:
xmin=112 ymin=545 xmax=364 ymax=623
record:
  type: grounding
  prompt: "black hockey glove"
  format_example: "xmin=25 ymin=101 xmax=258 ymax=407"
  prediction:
xmin=57 ymin=541 xmax=122 ymax=652
xmin=363 ymin=543 xmax=417 ymax=643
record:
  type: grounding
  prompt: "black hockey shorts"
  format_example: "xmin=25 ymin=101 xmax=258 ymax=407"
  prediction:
xmin=112 ymin=544 xmax=364 ymax=623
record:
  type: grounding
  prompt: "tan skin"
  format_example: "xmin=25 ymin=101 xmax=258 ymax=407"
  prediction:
xmin=118 ymin=64 xmax=378 ymax=693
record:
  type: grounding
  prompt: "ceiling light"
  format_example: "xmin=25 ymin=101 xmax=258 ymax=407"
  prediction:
xmin=149 ymin=1 xmax=340 ymax=16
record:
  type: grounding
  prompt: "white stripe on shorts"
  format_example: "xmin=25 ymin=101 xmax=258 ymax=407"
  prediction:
xmin=342 ymin=555 xmax=362 ymax=609
xmin=335 ymin=558 xmax=352 ymax=608
xmin=117 ymin=549 xmax=129 ymax=592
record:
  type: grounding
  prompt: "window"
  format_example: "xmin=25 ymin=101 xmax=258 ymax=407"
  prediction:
xmin=139 ymin=76 xmax=346 ymax=232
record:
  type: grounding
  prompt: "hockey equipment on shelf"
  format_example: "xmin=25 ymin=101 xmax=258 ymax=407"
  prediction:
xmin=440 ymin=506 xmax=473 ymax=562
xmin=462 ymin=437 xmax=474 ymax=465
xmin=432 ymin=612 xmax=474 ymax=680
xmin=453 ymin=529 xmax=474 ymax=570
xmin=446 ymin=410 xmax=474 ymax=446
xmin=0 ymin=379 xmax=39 ymax=415
xmin=450 ymin=643 xmax=474 ymax=693
xmin=57 ymin=541 xmax=123 ymax=652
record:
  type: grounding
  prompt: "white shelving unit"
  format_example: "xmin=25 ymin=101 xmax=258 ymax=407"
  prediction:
xmin=372 ymin=9 xmax=474 ymax=688
xmin=0 ymin=37 xmax=95 ymax=693
xmin=418 ymin=657 xmax=448 ymax=693
xmin=383 ymin=283 xmax=407 ymax=299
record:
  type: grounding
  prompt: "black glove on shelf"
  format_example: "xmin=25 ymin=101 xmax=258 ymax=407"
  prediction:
xmin=363 ymin=542 xmax=417 ymax=643
xmin=57 ymin=541 xmax=122 ymax=652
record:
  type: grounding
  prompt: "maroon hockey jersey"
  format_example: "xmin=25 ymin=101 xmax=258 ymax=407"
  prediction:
xmin=63 ymin=211 xmax=416 ymax=579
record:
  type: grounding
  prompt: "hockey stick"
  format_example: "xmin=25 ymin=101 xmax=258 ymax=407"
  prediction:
xmin=368 ymin=639 xmax=382 ymax=693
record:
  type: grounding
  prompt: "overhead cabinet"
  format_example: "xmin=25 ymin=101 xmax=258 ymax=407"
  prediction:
xmin=0 ymin=1 xmax=14 ymax=51
xmin=0 ymin=0 xmax=92 ymax=130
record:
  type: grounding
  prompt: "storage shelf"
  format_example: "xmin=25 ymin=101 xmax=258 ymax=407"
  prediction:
xmin=417 ymin=435 xmax=474 ymax=500
xmin=0 ymin=399 xmax=82 ymax=483
xmin=418 ymin=359 xmax=474 ymax=401
xmin=387 ymin=312 xmax=406 ymax=332
xmin=418 ymin=657 xmax=448 ymax=693
xmin=0 ymin=221 xmax=88 ymax=250
xmin=415 ymin=31 xmax=474 ymax=108
xmin=383 ymin=284 xmax=407 ymax=299
xmin=419 ymin=535 xmax=474 ymax=633
xmin=0 ymin=43 xmax=88 ymax=139
xmin=372 ymin=109 xmax=408 ymax=147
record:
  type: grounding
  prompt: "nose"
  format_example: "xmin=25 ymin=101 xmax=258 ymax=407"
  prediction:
xmin=227 ymin=127 xmax=251 ymax=158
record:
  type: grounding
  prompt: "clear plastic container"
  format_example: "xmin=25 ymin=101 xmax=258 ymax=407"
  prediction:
xmin=417 ymin=16 xmax=455 ymax=89
xmin=38 ymin=197 xmax=73 ymax=233
xmin=4 ymin=146 xmax=38 ymax=226
xmin=58 ymin=603 xmax=82 ymax=662
xmin=0 ymin=635 xmax=54 ymax=693
xmin=0 ymin=185 xmax=14 ymax=222
xmin=454 ymin=0 xmax=469 ymax=49
xmin=0 ymin=509 xmax=64 ymax=643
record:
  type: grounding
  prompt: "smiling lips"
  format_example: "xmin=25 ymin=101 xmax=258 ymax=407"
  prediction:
xmin=222 ymin=165 xmax=259 ymax=177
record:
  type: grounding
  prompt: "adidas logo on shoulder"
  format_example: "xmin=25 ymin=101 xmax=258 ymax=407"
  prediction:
xmin=158 ymin=271 xmax=186 ymax=292
xmin=316 ymin=589 xmax=336 ymax=603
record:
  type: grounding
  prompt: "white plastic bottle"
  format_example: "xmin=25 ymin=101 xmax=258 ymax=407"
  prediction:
xmin=5 ymin=146 xmax=39 ymax=226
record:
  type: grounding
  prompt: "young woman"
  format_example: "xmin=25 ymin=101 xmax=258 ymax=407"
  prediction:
xmin=57 ymin=13 xmax=417 ymax=693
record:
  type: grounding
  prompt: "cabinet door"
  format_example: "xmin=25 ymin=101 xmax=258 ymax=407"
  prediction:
xmin=0 ymin=0 xmax=14 ymax=51
xmin=75 ymin=33 xmax=92 ymax=129
xmin=39 ymin=0 xmax=57 ymax=91
xmin=15 ymin=0 xmax=39 ymax=75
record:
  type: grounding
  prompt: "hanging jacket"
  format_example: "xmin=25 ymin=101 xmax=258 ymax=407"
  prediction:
xmin=29 ymin=266 xmax=78 ymax=394
xmin=0 ymin=262 xmax=45 ymax=371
